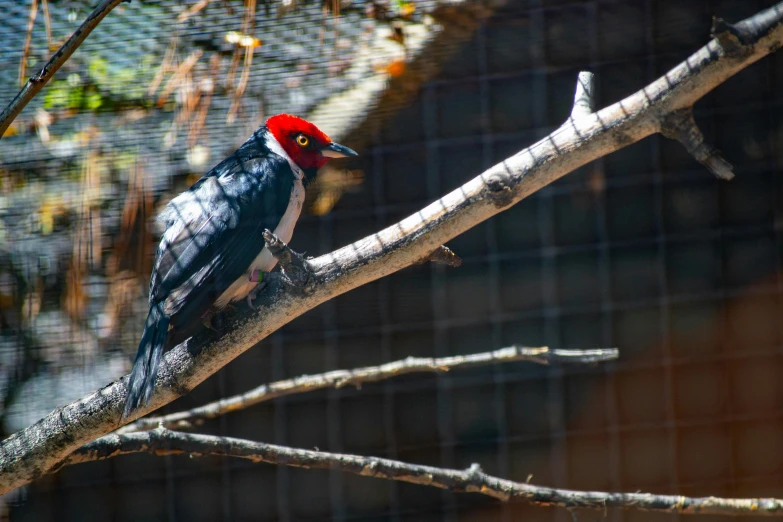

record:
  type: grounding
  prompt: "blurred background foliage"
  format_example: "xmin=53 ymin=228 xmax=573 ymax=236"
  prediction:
xmin=0 ymin=0 xmax=440 ymax=436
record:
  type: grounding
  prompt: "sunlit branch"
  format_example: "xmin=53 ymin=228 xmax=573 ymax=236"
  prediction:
xmin=63 ymin=428 xmax=783 ymax=517
xmin=115 ymin=345 xmax=618 ymax=434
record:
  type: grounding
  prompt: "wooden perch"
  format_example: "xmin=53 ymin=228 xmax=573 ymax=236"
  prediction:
xmin=115 ymin=345 xmax=618 ymax=434
xmin=1 ymin=1 xmax=783 ymax=497
xmin=61 ymin=428 xmax=783 ymax=517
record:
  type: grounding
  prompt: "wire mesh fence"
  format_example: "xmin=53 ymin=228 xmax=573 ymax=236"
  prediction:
xmin=1 ymin=0 xmax=782 ymax=521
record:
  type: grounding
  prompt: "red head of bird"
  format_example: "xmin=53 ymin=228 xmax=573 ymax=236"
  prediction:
xmin=266 ymin=114 xmax=357 ymax=171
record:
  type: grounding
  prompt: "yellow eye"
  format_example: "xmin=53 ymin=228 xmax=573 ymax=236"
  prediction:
xmin=296 ymin=135 xmax=309 ymax=147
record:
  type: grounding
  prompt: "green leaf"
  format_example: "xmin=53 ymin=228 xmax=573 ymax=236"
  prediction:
xmin=67 ymin=87 xmax=84 ymax=109
xmin=43 ymin=82 xmax=69 ymax=109
xmin=88 ymin=57 xmax=110 ymax=84
xmin=86 ymin=91 xmax=103 ymax=110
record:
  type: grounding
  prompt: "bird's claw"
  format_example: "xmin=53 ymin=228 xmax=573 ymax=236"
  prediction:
xmin=246 ymin=270 xmax=267 ymax=310
xmin=262 ymin=230 xmax=313 ymax=290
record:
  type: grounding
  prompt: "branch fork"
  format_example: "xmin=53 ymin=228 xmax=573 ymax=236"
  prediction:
xmin=660 ymin=108 xmax=735 ymax=180
xmin=565 ymin=67 xmax=735 ymax=181
xmin=711 ymin=16 xmax=753 ymax=57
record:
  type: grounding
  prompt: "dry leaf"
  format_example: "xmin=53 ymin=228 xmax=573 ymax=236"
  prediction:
xmin=225 ymin=31 xmax=262 ymax=48
xmin=374 ymin=59 xmax=405 ymax=77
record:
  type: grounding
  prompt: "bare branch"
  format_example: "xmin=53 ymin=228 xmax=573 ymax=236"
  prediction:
xmin=18 ymin=0 xmax=39 ymax=88
xmin=1 ymin=2 xmax=782 ymax=496
xmin=177 ymin=0 xmax=213 ymax=22
xmin=40 ymin=0 xmax=52 ymax=53
xmin=661 ymin=108 xmax=734 ymax=180
xmin=62 ymin=428 xmax=783 ymax=517
xmin=0 ymin=0 xmax=126 ymax=138
xmin=115 ymin=345 xmax=618 ymax=434
xmin=570 ymin=71 xmax=595 ymax=118
xmin=155 ymin=49 xmax=203 ymax=108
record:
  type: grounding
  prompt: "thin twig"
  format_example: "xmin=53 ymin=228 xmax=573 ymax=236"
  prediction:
xmin=227 ymin=0 xmax=257 ymax=124
xmin=156 ymin=49 xmax=203 ymax=108
xmin=19 ymin=0 xmax=39 ymax=88
xmin=41 ymin=0 xmax=52 ymax=52
xmin=116 ymin=345 xmax=618 ymax=434
xmin=226 ymin=45 xmax=254 ymax=124
xmin=148 ymin=34 xmax=178 ymax=97
xmin=187 ymin=52 xmax=220 ymax=147
xmin=63 ymin=428 xmax=783 ymax=517
xmin=0 ymin=0 xmax=126 ymax=138
xmin=177 ymin=0 xmax=213 ymax=22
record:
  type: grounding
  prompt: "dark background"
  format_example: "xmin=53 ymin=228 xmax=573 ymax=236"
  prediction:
xmin=2 ymin=0 xmax=782 ymax=521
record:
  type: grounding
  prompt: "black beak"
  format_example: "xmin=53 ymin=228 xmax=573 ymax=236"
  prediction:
xmin=321 ymin=142 xmax=358 ymax=159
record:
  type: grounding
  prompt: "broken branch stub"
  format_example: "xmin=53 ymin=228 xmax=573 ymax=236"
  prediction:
xmin=61 ymin=428 xmax=783 ymax=517
xmin=571 ymin=71 xmax=596 ymax=118
xmin=660 ymin=108 xmax=735 ymax=180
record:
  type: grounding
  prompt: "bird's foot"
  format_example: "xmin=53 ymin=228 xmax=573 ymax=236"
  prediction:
xmin=262 ymin=229 xmax=314 ymax=291
xmin=246 ymin=271 xmax=268 ymax=310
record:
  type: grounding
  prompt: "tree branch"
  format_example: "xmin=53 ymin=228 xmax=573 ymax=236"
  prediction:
xmin=660 ymin=108 xmax=734 ymax=180
xmin=115 ymin=345 xmax=618 ymax=434
xmin=60 ymin=428 xmax=783 ymax=517
xmin=2 ymin=2 xmax=782 ymax=496
xmin=0 ymin=0 xmax=126 ymax=138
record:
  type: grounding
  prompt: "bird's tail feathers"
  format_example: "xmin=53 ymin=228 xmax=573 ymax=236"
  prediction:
xmin=123 ymin=303 xmax=170 ymax=419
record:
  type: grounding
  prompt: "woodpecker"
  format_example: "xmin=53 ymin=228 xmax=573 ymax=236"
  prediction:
xmin=123 ymin=114 xmax=357 ymax=418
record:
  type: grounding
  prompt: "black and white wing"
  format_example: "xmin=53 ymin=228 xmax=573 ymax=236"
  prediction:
xmin=149 ymin=149 xmax=294 ymax=335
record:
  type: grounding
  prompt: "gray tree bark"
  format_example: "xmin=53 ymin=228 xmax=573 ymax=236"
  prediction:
xmin=60 ymin=428 xmax=783 ymax=517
